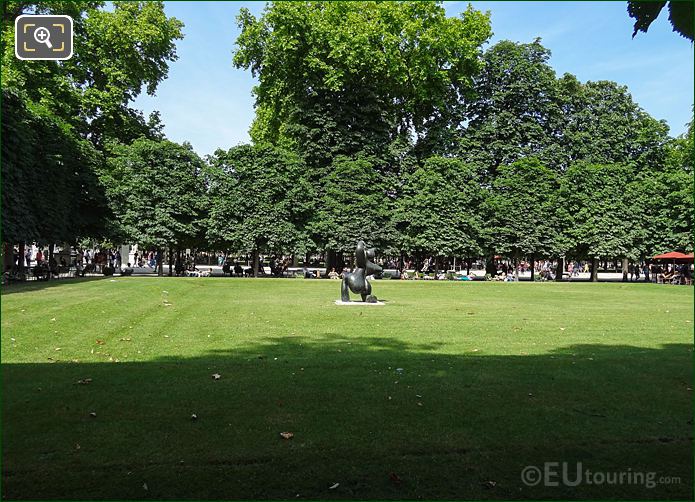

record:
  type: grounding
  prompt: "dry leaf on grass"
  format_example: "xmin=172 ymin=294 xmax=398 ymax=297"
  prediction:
xmin=212 ymin=373 xmax=221 ymax=380
xmin=279 ymin=432 xmax=294 ymax=439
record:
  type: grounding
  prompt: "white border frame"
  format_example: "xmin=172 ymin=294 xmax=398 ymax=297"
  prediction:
xmin=15 ymin=14 xmax=74 ymax=61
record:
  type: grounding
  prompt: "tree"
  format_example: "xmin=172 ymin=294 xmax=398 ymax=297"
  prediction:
xmin=485 ymin=158 xmax=559 ymax=279
xmin=558 ymin=163 xmax=640 ymax=281
xmin=100 ymin=139 xmax=207 ymax=275
xmin=1 ymin=1 xmax=184 ymax=147
xmin=633 ymin=167 xmax=694 ymax=256
xmin=233 ymin=1 xmax=492 ymax=169
xmin=1 ymin=88 xmax=108 ymax=247
xmin=206 ymin=144 xmax=314 ymax=276
xmin=627 ymin=1 xmax=694 ymax=41
xmin=459 ymin=39 xmax=564 ymax=177
xmin=311 ymin=156 xmax=396 ymax=269
xmin=460 ymin=40 xmax=670 ymax=177
xmin=635 ymin=120 xmax=695 ymax=256
xmin=396 ymin=156 xmax=483 ymax=272
xmin=557 ymin=78 xmax=670 ymax=172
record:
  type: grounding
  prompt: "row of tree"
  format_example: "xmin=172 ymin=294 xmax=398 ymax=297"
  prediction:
xmin=94 ymin=136 xmax=693 ymax=278
xmin=2 ymin=1 xmax=692 ymax=278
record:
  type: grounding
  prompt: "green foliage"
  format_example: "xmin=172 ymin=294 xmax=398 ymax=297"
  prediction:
xmin=101 ymin=139 xmax=207 ymax=249
xmin=234 ymin=1 xmax=492 ymax=167
xmin=558 ymin=163 xmax=640 ymax=260
xmin=396 ymin=156 xmax=483 ymax=258
xmin=486 ymin=158 xmax=559 ymax=259
xmin=627 ymin=1 xmax=694 ymax=41
xmin=631 ymin=118 xmax=693 ymax=255
xmin=558 ymin=79 xmax=670 ymax=171
xmin=460 ymin=39 xmax=563 ymax=175
xmin=311 ymin=156 xmax=395 ymax=254
xmin=206 ymin=144 xmax=314 ymax=255
xmin=461 ymin=40 xmax=670 ymax=176
xmin=1 ymin=1 xmax=184 ymax=147
xmin=1 ymin=88 xmax=108 ymax=245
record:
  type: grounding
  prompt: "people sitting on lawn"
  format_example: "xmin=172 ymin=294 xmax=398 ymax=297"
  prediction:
xmin=120 ymin=263 xmax=134 ymax=276
xmin=328 ymin=267 xmax=340 ymax=279
xmin=234 ymin=262 xmax=244 ymax=276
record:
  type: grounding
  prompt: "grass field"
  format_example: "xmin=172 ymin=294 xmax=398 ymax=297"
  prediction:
xmin=1 ymin=277 xmax=693 ymax=499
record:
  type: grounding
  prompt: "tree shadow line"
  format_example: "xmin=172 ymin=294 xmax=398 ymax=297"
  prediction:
xmin=2 ymin=335 xmax=692 ymax=500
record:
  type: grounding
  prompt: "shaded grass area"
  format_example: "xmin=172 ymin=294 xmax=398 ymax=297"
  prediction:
xmin=2 ymin=278 xmax=693 ymax=499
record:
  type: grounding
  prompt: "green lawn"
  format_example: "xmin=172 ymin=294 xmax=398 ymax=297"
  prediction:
xmin=1 ymin=278 xmax=692 ymax=499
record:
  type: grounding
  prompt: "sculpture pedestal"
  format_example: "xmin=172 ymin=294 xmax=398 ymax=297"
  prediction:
xmin=334 ymin=300 xmax=385 ymax=306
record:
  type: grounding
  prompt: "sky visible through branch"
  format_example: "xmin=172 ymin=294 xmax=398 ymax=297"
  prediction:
xmin=132 ymin=1 xmax=694 ymax=157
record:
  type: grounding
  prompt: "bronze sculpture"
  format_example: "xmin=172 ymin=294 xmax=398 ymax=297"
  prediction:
xmin=341 ymin=241 xmax=382 ymax=302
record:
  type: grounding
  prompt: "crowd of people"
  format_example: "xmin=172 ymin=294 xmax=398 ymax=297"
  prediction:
xmin=4 ymin=245 xmax=693 ymax=285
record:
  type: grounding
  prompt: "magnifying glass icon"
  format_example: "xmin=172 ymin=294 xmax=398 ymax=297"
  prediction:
xmin=33 ymin=27 xmax=52 ymax=49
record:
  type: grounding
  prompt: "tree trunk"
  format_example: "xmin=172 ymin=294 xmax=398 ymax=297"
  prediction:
xmin=48 ymin=243 xmax=55 ymax=279
xmin=485 ymin=254 xmax=496 ymax=276
xmin=466 ymin=258 xmax=471 ymax=275
xmin=168 ymin=247 xmax=173 ymax=276
xmin=555 ymin=256 xmax=564 ymax=281
xmin=621 ymin=257 xmax=628 ymax=282
xmin=325 ymin=249 xmax=335 ymax=275
xmin=18 ymin=242 xmax=25 ymax=274
xmin=253 ymin=248 xmax=260 ymax=278
xmin=591 ymin=257 xmax=599 ymax=282
xmin=513 ymin=257 xmax=519 ymax=281
xmin=157 ymin=248 xmax=163 ymax=276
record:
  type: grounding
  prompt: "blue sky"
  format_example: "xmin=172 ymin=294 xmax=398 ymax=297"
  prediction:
xmin=133 ymin=1 xmax=694 ymax=157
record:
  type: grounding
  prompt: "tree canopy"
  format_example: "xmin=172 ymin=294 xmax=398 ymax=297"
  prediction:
xmin=627 ymin=1 xmax=694 ymax=41
xmin=397 ymin=156 xmax=483 ymax=260
xmin=100 ymin=139 xmax=207 ymax=255
xmin=234 ymin=1 xmax=492 ymax=167
xmin=1 ymin=88 xmax=108 ymax=245
xmin=1 ymin=2 xmax=692 ymax=275
xmin=1 ymin=1 xmax=183 ymax=147
xmin=486 ymin=158 xmax=560 ymax=263
xmin=206 ymin=144 xmax=314 ymax=274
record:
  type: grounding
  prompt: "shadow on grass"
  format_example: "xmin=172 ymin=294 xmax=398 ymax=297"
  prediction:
xmin=2 ymin=336 xmax=692 ymax=500
xmin=1 ymin=276 xmax=111 ymax=295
